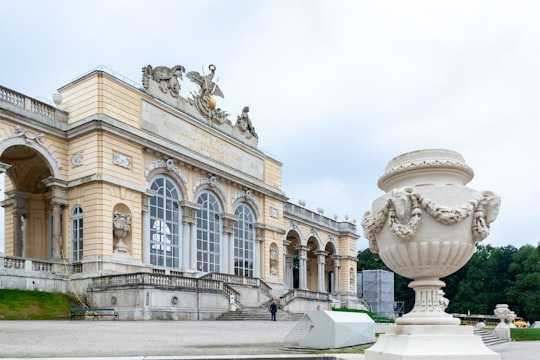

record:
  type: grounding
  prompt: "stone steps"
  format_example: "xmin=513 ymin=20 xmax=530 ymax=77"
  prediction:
xmin=217 ymin=307 xmax=304 ymax=321
xmin=474 ymin=328 xmax=509 ymax=346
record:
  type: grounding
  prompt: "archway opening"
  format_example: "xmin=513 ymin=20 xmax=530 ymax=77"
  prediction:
xmin=306 ymin=237 xmax=319 ymax=291
xmin=1 ymin=145 xmax=53 ymax=259
xmin=325 ymin=241 xmax=338 ymax=293
xmin=285 ymin=230 xmax=300 ymax=289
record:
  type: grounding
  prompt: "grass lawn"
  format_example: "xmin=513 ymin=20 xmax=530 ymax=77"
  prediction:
xmin=511 ymin=327 xmax=540 ymax=341
xmin=0 ymin=289 xmax=75 ymax=320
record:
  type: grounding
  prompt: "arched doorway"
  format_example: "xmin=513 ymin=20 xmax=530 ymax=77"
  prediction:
xmin=305 ymin=236 xmax=320 ymax=291
xmin=1 ymin=144 xmax=58 ymax=259
xmin=324 ymin=241 xmax=338 ymax=293
xmin=284 ymin=229 xmax=301 ymax=289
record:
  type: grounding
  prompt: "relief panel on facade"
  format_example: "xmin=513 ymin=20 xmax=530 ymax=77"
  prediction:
xmin=141 ymin=101 xmax=264 ymax=180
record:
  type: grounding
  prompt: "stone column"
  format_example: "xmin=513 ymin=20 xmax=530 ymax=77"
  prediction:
xmin=254 ymin=224 xmax=264 ymax=278
xmin=141 ymin=191 xmax=155 ymax=264
xmin=191 ymin=223 xmax=198 ymax=270
xmin=0 ymin=163 xmax=10 ymax=254
xmin=42 ymin=177 xmax=68 ymax=260
xmin=282 ymin=239 xmax=291 ymax=286
xmin=181 ymin=201 xmax=200 ymax=272
xmin=285 ymin=255 xmax=294 ymax=288
xmin=315 ymin=251 xmax=328 ymax=292
xmin=332 ymin=256 xmax=340 ymax=293
xmin=7 ymin=192 xmax=27 ymax=257
xmin=181 ymin=221 xmax=190 ymax=269
xmin=222 ymin=234 xmax=229 ymax=273
xmin=298 ymin=245 xmax=308 ymax=290
xmin=221 ymin=213 xmax=237 ymax=274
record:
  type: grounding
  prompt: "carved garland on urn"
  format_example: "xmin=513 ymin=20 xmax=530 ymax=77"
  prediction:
xmin=361 ymin=187 xmax=501 ymax=253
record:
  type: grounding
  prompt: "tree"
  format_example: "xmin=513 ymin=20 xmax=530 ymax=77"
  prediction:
xmin=445 ymin=244 xmax=517 ymax=315
xmin=507 ymin=244 xmax=540 ymax=321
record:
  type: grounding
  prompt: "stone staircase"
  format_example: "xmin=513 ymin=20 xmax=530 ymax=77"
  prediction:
xmin=473 ymin=328 xmax=508 ymax=346
xmin=217 ymin=306 xmax=304 ymax=321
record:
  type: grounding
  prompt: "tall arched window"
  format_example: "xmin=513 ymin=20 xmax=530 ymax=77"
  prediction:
xmin=149 ymin=175 xmax=182 ymax=268
xmin=196 ymin=191 xmax=221 ymax=272
xmin=233 ymin=203 xmax=255 ymax=277
xmin=71 ymin=205 xmax=83 ymax=262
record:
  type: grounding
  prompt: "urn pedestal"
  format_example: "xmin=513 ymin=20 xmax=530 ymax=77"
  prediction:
xmin=362 ymin=149 xmax=501 ymax=360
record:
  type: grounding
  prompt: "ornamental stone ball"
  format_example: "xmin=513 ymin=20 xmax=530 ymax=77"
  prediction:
xmin=362 ymin=149 xmax=500 ymax=326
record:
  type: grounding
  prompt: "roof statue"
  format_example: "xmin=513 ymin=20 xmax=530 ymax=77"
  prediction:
xmin=141 ymin=63 xmax=258 ymax=146
xmin=234 ymin=106 xmax=257 ymax=139
xmin=142 ymin=65 xmax=186 ymax=98
xmin=186 ymin=64 xmax=229 ymax=125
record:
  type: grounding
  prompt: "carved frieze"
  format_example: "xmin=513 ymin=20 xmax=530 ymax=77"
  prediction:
xmin=71 ymin=152 xmax=83 ymax=167
xmin=113 ymin=151 xmax=131 ymax=169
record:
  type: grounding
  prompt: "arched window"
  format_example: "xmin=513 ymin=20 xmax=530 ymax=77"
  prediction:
xmin=233 ymin=203 xmax=255 ymax=277
xmin=196 ymin=191 xmax=221 ymax=272
xmin=71 ymin=205 xmax=83 ymax=262
xmin=149 ymin=175 xmax=182 ymax=268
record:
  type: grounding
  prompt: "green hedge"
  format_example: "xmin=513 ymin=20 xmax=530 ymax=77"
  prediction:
xmin=511 ymin=328 xmax=540 ymax=341
xmin=331 ymin=307 xmax=394 ymax=323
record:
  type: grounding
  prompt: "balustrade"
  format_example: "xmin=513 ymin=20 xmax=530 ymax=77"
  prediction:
xmin=0 ymin=86 xmax=24 ymax=107
xmin=0 ymin=85 xmax=65 ymax=122
xmin=31 ymin=260 xmax=52 ymax=272
xmin=4 ymin=257 xmax=25 ymax=269
xmin=2 ymin=256 xmax=54 ymax=273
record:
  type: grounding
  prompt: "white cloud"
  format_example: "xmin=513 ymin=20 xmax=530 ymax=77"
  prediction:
xmin=1 ymin=0 xmax=539 ymax=251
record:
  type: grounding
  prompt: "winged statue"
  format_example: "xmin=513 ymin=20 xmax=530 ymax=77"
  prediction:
xmin=186 ymin=64 xmax=224 ymax=109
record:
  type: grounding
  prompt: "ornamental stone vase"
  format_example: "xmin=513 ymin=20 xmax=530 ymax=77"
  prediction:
xmin=113 ymin=211 xmax=131 ymax=254
xmin=362 ymin=149 xmax=501 ymax=326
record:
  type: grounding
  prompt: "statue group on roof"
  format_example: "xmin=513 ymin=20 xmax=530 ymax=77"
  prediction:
xmin=141 ymin=63 xmax=257 ymax=141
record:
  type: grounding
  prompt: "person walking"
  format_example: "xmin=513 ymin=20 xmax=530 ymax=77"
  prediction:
xmin=270 ymin=301 xmax=277 ymax=321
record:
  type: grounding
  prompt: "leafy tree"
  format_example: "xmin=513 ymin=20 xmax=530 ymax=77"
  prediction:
xmin=357 ymin=248 xmax=389 ymax=271
xmin=445 ymin=244 xmax=517 ymax=315
xmin=507 ymin=244 xmax=540 ymax=321
xmin=357 ymin=242 xmax=540 ymax=321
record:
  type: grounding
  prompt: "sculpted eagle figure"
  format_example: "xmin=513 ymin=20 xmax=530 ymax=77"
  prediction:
xmin=186 ymin=64 xmax=224 ymax=109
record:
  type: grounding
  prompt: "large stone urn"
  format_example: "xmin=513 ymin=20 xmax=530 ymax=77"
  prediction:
xmin=113 ymin=211 xmax=131 ymax=254
xmin=362 ymin=149 xmax=501 ymax=359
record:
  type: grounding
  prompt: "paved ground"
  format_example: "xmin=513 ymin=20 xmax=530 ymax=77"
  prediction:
xmin=0 ymin=320 xmax=538 ymax=360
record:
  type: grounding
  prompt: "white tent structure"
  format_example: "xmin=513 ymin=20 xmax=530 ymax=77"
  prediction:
xmin=299 ymin=311 xmax=376 ymax=349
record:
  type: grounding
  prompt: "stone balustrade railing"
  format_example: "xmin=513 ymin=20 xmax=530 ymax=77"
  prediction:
xmin=0 ymin=85 xmax=67 ymax=122
xmin=1 ymin=255 xmax=81 ymax=275
xmin=91 ymin=272 xmax=240 ymax=304
xmin=201 ymin=272 xmax=273 ymax=299
xmin=280 ymin=289 xmax=330 ymax=306
xmin=2 ymin=255 xmax=54 ymax=272
xmin=284 ymin=202 xmax=357 ymax=232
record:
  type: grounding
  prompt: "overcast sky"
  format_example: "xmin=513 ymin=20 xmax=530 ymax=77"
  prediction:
xmin=1 ymin=0 xmax=539 ymax=251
